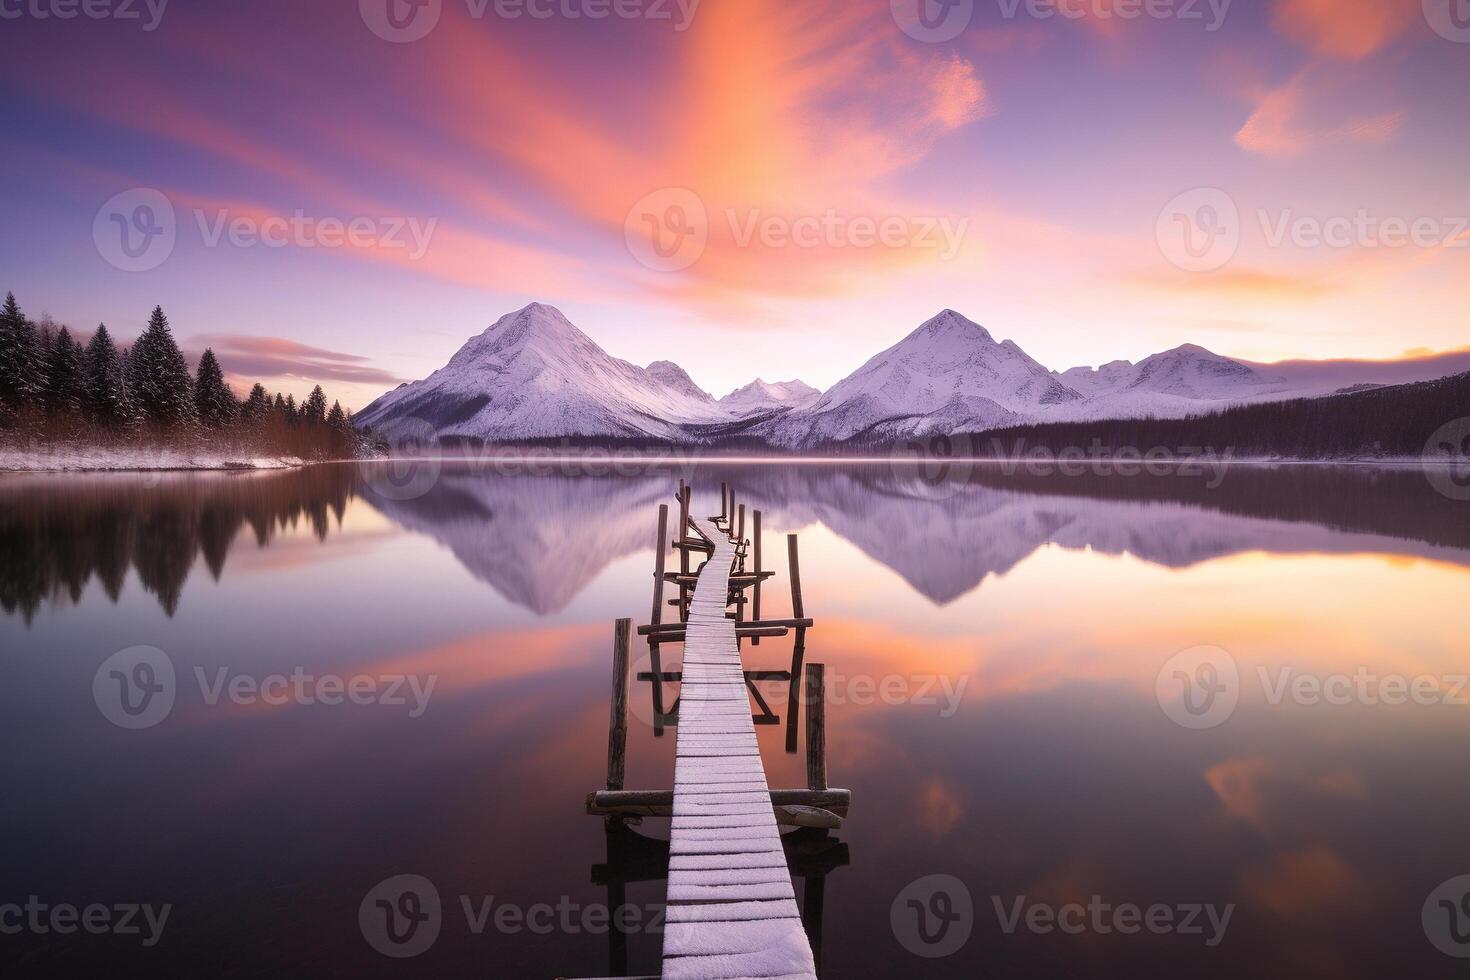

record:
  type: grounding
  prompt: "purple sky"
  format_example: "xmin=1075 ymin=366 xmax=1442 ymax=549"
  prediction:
xmin=2 ymin=0 xmax=1468 ymax=408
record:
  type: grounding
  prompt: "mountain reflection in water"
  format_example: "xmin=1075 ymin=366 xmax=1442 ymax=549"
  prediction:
xmin=1 ymin=460 xmax=1465 ymax=621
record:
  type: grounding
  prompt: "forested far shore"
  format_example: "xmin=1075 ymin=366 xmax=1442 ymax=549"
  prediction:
xmin=0 ymin=291 xmax=373 ymax=464
xmin=948 ymin=370 xmax=1470 ymax=461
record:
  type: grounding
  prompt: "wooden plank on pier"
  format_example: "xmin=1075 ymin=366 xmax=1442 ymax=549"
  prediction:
xmin=662 ymin=516 xmax=817 ymax=980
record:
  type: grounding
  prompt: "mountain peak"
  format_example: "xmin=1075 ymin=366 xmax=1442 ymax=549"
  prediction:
xmin=910 ymin=308 xmax=994 ymax=344
xmin=720 ymin=377 xmax=821 ymax=416
xmin=646 ymin=360 xmax=713 ymax=402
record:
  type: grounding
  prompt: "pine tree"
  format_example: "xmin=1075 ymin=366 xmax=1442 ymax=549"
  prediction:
xmin=0 ymin=292 xmax=43 ymax=421
xmin=84 ymin=324 xmax=129 ymax=427
xmin=283 ymin=393 xmax=297 ymax=422
xmin=126 ymin=306 xmax=196 ymax=429
xmin=303 ymin=385 xmax=328 ymax=425
xmin=240 ymin=383 xmax=271 ymax=425
xmin=326 ymin=400 xmax=347 ymax=429
xmin=193 ymin=348 xmax=237 ymax=428
xmin=43 ymin=326 xmax=84 ymax=418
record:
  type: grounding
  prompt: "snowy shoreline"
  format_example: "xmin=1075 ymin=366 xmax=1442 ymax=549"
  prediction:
xmin=0 ymin=446 xmax=309 ymax=473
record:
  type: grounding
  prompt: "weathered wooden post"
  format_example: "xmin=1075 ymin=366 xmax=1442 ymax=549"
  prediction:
xmin=727 ymin=487 xmax=737 ymax=541
xmin=751 ymin=510 xmax=763 ymax=646
xmin=650 ymin=504 xmax=668 ymax=627
xmin=785 ymin=532 xmax=807 ymax=754
xmin=719 ymin=481 xmax=729 ymax=525
xmin=788 ymin=532 xmax=805 ymax=620
xmin=806 ymin=662 xmax=827 ymax=792
xmin=607 ymin=618 xmax=630 ymax=791
xmin=678 ymin=482 xmax=691 ymax=570
xmin=677 ymin=484 xmax=692 ymax=620
xmin=649 ymin=505 xmax=668 ymax=736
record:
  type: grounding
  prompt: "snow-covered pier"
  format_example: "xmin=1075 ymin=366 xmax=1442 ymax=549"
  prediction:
xmin=581 ymin=483 xmax=847 ymax=979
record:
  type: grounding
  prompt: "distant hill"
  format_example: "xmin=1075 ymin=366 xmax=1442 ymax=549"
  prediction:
xmin=947 ymin=370 xmax=1470 ymax=460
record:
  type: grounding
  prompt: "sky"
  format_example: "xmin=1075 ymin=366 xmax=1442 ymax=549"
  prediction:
xmin=1 ymin=0 xmax=1468 ymax=409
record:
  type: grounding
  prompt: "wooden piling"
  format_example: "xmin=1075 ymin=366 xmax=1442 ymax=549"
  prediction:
xmin=806 ymin=662 xmax=827 ymax=792
xmin=650 ymin=505 xmax=668 ymax=627
xmin=607 ymin=618 xmax=630 ymax=791
xmin=788 ymin=533 xmax=805 ymax=619
xmin=649 ymin=505 xmax=669 ymax=737
xmin=751 ymin=510 xmax=763 ymax=646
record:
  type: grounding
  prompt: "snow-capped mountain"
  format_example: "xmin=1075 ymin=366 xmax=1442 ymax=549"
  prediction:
xmin=719 ymin=379 xmax=821 ymax=417
xmin=759 ymin=309 xmax=1082 ymax=447
xmin=355 ymin=303 xmax=727 ymax=442
xmin=1056 ymin=344 xmax=1295 ymax=419
xmin=356 ymin=303 xmax=1461 ymax=449
xmin=646 ymin=360 xmax=714 ymax=403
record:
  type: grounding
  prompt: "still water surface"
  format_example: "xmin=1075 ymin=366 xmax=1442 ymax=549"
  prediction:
xmin=2 ymin=461 xmax=1467 ymax=978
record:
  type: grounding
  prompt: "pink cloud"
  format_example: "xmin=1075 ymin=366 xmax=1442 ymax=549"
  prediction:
xmin=1270 ymin=0 xmax=1420 ymax=60
xmin=1234 ymin=69 xmax=1404 ymax=158
xmin=185 ymin=334 xmax=404 ymax=388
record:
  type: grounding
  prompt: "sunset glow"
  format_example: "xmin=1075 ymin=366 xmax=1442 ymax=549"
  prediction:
xmin=3 ymin=0 xmax=1467 ymax=408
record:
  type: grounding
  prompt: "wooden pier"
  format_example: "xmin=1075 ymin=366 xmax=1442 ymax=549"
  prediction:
xmin=580 ymin=483 xmax=848 ymax=979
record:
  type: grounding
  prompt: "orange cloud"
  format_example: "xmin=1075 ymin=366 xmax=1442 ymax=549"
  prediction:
xmin=1235 ymin=70 xmax=1403 ymax=158
xmin=1270 ymin=0 xmax=1420 ymax=60
xmin=1136 ymin=267 xmax=1335 ymax=301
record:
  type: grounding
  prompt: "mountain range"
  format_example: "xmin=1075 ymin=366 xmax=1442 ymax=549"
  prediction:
xmin=355 ymin=303 xmax=1452 ymax=449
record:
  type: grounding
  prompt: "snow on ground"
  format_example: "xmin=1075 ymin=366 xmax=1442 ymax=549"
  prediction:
xmin=0 ymin=444 xmax=306 ymax=472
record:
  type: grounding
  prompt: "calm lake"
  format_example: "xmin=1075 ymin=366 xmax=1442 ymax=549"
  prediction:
xmin=2 ymin=460 xmax=1468 ymax=978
